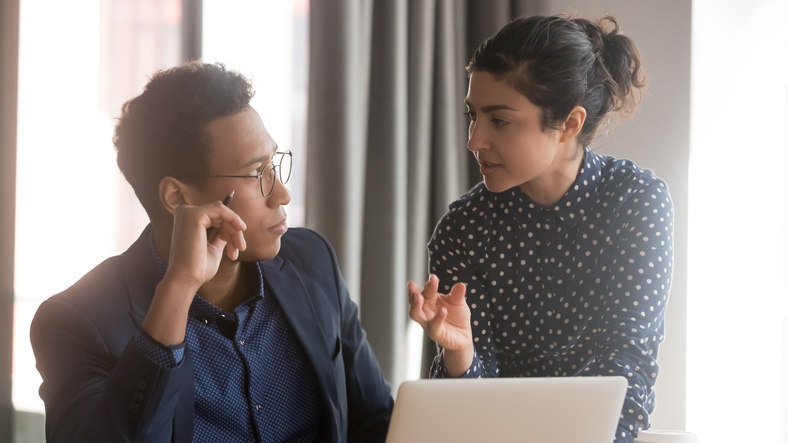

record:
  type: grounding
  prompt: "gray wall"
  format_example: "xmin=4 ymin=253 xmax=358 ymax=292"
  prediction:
xmin=536 ymin=1 xmax=692 ymax=431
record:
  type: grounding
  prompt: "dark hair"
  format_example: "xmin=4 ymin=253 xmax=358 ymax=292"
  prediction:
xmin=467 ymin=15 xmax=645 ymax=147
xmin=113 ymin=61 xmax=255 ymax=220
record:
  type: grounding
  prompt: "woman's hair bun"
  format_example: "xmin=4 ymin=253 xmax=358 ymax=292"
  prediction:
xmin=578 ymin=16 xmax=646 ymax=116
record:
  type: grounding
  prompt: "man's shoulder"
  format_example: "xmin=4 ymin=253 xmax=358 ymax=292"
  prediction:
xmin=276 ymin=227 xmax=336 ymax=266
xmin=31 ymin=253 xmax=136 ymax=354
xmin=41 ymin=255 xmax=127 ymax=312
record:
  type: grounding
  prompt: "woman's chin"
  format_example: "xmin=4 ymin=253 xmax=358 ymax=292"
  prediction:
xmin=482 ymin=178 xmax=511 ymax=194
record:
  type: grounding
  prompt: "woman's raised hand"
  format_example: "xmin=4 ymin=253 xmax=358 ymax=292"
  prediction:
xmin=407 ymin=274 xmax=473 ymax=352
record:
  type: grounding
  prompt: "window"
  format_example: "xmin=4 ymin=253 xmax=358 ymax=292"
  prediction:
xmin=13 ymin=0 xmax=308 ymax=416
xmin=688 ymin=0 xmax=788 ymax=441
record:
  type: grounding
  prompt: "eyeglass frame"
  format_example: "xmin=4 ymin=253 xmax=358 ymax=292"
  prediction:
xmin=200 ymin=150 xmax=292 ymax=198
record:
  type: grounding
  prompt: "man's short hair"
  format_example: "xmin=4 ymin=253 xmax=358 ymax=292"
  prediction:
xmin=114 ymin=61 xmax=255 ymax=220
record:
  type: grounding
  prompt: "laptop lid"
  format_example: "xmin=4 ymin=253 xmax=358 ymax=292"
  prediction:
xmin=386 ymin=376 xmax=628 ymax=443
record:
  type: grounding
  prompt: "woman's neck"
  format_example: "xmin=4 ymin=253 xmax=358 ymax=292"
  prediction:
xmin=519 ymin=147 xmax=585 ymax=207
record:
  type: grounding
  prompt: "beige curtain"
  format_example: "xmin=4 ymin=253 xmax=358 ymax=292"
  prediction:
xmin=306 ymin=0 xmax=543 ymax=387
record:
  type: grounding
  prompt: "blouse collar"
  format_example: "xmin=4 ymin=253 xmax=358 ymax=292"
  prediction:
xmin=506 ymin=146 xmax=603 ymax=228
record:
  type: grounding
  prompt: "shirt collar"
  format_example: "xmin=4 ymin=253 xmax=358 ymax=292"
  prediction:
xmin=506 ymin=146 xmax=602 ymax=228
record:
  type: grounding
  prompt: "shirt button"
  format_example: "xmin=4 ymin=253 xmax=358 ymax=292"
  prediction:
xmin=201 ymin=318 xmax=209 ymax=325
xmin=255 ymin=404 xmax=261 ymax=411
xmin=239 ymin=340 xmax=245 ymax=345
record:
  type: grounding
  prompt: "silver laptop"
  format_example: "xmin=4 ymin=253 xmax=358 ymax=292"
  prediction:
xmin=386 ymin=376 xmax=627 ymax=443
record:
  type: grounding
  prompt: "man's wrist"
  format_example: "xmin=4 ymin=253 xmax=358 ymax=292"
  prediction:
xmin=160 ymin=269 xmax=202 ymax=296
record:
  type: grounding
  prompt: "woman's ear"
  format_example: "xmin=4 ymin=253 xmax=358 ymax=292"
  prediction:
xmin=559 ymin=106 xmax=587 ymax=143
xmin=158 ymin=177 xmax=192 ymax=216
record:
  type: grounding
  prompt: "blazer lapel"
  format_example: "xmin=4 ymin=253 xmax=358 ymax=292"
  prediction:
xmin=260 ymin=256 xmax=339 ymax=410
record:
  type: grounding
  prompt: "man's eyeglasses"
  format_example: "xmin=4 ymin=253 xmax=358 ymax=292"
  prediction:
xmin=205 ymin=150 xmax=292 ymax=198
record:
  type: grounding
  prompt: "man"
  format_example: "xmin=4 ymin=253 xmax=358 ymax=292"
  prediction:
xmin=30 ymin=62 xmax=394 ymax=442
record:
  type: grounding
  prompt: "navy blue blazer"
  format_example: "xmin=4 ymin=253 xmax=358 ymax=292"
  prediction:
xmin=30 ymin=226 xmax=394 ymax=442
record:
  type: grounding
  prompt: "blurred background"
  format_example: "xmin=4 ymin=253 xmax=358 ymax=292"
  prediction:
xmin=1 ymin=1 xmax=786 ymax=442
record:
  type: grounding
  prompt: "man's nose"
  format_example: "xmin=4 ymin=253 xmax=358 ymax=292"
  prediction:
xmin=267 ymin=175 xmax=291 ymax=207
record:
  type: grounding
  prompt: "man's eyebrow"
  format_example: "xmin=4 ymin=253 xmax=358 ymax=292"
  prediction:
xmin=241 ymin=145 xmax=278 ymax=169
xmin=242 ymin=155 xmax=267 ymax=169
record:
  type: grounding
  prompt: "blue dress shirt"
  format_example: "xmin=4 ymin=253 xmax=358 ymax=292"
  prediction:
xmin=135 ymin=232 xmax=322 ymax=442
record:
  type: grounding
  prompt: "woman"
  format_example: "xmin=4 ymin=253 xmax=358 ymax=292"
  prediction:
xmin=407 ymin=15 xmax=673 ymax=443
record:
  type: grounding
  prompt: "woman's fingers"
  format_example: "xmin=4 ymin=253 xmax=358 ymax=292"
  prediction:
xmin=408 ymin=281 xmax=429 ymax=325
xmin=426 ymin=306 xmax=448 ymax=338
xmin=422 ymin=274 xmax=439 ymax=300
xmin=446 ymin=282 xmax=467 ymax=305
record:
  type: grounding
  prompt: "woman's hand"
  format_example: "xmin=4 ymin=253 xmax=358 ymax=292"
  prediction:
xmin=408 ymin=274 xmax=473 ymax=352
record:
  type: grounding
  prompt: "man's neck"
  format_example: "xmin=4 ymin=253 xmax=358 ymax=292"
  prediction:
xmin=197 ymin=259 xmax=248 ymax=311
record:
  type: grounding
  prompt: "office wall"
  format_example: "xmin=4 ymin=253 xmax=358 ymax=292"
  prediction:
xmin=535 ymin=1 xmax=692 ymax=431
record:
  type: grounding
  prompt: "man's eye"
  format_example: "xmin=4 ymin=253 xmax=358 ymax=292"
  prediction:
xmin=464 ymin=111 xmax=477 ymax=122
xmin=491 ymin=118 xmax=508 ymax=127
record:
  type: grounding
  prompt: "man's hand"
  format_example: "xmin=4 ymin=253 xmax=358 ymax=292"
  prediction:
xmin=142 ymin=199 xmax=247 ymax=347
xmin=166 ymin=200 xmax=247 ymax=289
xmin=408 ymin=275 xmax=475 ymax=377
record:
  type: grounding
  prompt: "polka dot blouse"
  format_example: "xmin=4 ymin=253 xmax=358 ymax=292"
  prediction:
xmin=429 ymin=147 xmax=674 ymax=443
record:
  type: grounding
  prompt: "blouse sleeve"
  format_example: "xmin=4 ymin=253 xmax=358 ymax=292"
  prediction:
xmin=427 ymin=207 xmax=499 ymax=379
xmin=593 ymin=179 xmax=674 ymax=442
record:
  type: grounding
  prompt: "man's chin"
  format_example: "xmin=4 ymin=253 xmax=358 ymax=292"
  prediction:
xmin=237 ymin=239 xmax=282 ymax=263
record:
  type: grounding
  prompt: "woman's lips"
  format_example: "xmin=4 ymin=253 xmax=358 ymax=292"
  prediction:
xmin=268 ymin=219 xmax=288 ymax=235
xmin=479 ymin=161 xmax=502 ymax=176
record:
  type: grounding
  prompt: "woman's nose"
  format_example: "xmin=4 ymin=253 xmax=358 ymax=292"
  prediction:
xmin=467 ymin=122 xmax=488 ymax=153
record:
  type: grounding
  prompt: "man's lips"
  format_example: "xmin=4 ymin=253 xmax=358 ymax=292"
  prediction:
xmin=268 ymin=219 xmax=288 ymax=232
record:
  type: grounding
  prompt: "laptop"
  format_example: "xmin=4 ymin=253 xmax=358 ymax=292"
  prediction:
xmin=386 ymin=376 xmax=627 ymax=443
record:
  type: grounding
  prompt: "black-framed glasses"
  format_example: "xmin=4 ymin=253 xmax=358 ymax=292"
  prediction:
xmin=205 ymin=150 xmax=292 ymax=198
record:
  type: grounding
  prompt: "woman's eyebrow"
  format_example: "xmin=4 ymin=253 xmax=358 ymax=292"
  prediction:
xmin=480 ymin=104 xmax=519 ymax=113
xmin=464 ymin=99 xmax=518 ymax=113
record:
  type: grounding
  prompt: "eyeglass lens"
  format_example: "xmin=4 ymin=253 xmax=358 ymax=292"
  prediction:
xmin=260 ymin=151 xmax=292 ymax=197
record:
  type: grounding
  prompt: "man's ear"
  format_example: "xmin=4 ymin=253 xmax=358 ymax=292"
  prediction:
xmin=158 ymin=177 xmax=192 ymax=216
xmin=559 ymin=106 xmax=587 ymax=143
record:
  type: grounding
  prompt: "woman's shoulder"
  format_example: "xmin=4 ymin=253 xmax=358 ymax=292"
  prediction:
xmin=447 ymin=181 xmax=490 ymax=213
xmin=593 ymin=152 xmax=673 ymax=221
xmin=595 ymin=152 xmax=670 ymax=196
xmin=430 ymin=182 xmax=490 ymax=238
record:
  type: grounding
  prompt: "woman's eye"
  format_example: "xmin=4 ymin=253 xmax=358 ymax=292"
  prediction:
xmin=491 ymin=118 xmax=508 ymax=127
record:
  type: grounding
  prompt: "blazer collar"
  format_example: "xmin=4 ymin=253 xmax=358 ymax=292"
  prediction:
xmin=121 ymin=225 xmax=161 ymax=328
xmin=259 ymin=255 xmax=339 ymax=410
